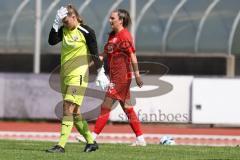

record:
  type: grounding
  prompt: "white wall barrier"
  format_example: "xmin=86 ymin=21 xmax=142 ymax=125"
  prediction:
xmin=0 ymin=73 xmax=61 ymax=119
xmin=1 ymin=73 xmax=240 ymax=126
xmin=0 ymin=74 xmax=192 ymax=123
xmin=0 ymin=73 xmax=104 ymax=120
xmin=192 ymin=78 xmax=240 ymax=125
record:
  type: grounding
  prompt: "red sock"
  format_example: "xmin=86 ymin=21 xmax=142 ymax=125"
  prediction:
xmin=93 ymin=106 xmax=110 ymax=134
xmin=124 ymin=107 xmax=143 ymax=136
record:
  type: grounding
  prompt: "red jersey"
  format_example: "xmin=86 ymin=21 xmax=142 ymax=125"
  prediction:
xmin=104 ymin=28 xmax=135 ymax=84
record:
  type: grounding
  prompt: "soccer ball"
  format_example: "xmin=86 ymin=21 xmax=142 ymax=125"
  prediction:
xmin=159 ymin=136 xmax=176 ymax=145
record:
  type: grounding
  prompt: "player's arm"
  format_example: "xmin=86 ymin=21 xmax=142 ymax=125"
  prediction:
xmin=48 ymin=26 xmax=63 ymax=45
xmin=80 ymin=25 xmax=109 ymax=90
xmin=130 ymin=53 xmax=143 ymax=88
xmin=48 ymin=6 xmax=67 ymax=45
xmin=80 ymin=25 xmax=102 ymax=70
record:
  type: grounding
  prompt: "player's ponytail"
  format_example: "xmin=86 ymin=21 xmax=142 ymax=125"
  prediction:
xmin=116 ymin=9 xmax=131 ymax=28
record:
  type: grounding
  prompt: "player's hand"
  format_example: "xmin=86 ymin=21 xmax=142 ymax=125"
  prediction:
xmin=96 ymin=66 xmax=110 ymax=90
xmin=135 ymin=76 xmax=143 ymax=88
xmin=53 ymin=6 xmax=68 ymax=32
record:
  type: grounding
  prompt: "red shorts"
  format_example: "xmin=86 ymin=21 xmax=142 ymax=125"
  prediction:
xmin=106 ymin=82 xmax=131 ymax=102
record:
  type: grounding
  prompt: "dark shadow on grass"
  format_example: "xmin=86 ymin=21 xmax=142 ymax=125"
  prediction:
xmin=5 ymin=147 xmax=45 ymax=152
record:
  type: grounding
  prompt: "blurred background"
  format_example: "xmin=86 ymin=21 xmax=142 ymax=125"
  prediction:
xmin=1 ymin=0 xmax=240 ymax=75
xmin=0 ymin=0 xmax=240 ymax=137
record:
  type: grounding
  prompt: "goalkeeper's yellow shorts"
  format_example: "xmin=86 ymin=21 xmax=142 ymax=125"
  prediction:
xmin=61 ymin=74 xmax=88 ymax=106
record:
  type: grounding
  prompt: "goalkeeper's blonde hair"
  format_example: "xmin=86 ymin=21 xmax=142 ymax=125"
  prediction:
xmin=66 ymin=4 xmax=85 ymax=24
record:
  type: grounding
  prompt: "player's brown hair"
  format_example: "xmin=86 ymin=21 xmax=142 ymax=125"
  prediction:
xmin=66 ymin=4 xmax=84 ymax=24
xmin=115 ymin=9 xmax=131 ymax=28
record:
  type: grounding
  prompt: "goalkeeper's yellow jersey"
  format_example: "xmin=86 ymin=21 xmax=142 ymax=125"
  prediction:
xmin=48 ymin=24 xmax=100 ymax=77
xmin=60 ymin=25 xmax=89 ymax=76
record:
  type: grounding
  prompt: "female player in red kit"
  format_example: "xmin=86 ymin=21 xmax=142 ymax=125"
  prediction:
xmin=94 ymin=9 xmax=146 ymax=146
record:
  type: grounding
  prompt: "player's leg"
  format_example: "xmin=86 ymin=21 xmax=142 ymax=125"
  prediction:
xmin=46 ymin=101 xmax=75 ymax=153
xmin=92 ymin=96 xmax=114 ymax=140
xmin=56 ymin=79 xmax=84 ymax=149
xmin=73 ymin=108 xmax=94 ymax=144
xmin=73 ymin=106 xmax=98 ymax=152
xmin=70 ymin=77 xmax=93 ymax=144
xmin=120 ymin=99 xmax=146 ymax=146
xmin=58 ymin=101 xmax=75 ymax=147
xmin=63 ymin=74 xmax=98 ymax=152
xmin=47 ymin=75 xmax=84 ymax=153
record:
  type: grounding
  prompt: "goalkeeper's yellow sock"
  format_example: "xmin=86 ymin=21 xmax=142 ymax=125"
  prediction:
xmin=74 ymin=115 xmax=94 ymax=144
xmin=58 ymin=116 xmax=74 ymax=148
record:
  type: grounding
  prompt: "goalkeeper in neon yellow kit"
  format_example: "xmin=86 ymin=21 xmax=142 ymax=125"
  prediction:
xmin=46 ymin=4 xmax=109 ymax=153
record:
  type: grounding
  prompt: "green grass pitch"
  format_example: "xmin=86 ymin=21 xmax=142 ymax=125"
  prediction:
xmin=0 ymin=139 xmax=239 ymax=160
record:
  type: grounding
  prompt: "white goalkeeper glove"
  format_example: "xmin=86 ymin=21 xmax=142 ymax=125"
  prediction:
xmin=53 ymin=6 xmax=68 ymax=32
xmin=96 ymin=66 xmax=110 ymax=90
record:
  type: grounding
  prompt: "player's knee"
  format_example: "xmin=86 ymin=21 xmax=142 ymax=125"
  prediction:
xmin=122 ymin=101 xmax=133 ymax=109
xmin=63 ymin=101 xmax=76 ymax=116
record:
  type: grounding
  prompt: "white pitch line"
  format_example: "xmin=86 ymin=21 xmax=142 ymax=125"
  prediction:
xmin=0 ymin=131 xmax=240 ymax=146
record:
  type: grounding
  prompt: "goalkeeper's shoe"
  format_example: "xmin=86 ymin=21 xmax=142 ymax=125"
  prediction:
xmin=84 ymin=141 xmax=99 ymax=152
xmin=130 ymin=140 xmax=147 ymax=147
xmin=46 ymin=145 xmax=65 ymax=153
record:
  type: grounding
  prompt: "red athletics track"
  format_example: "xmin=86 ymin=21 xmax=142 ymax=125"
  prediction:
xmin=0 ymin=121 xmax=240 ymax=146
xmin=0 ymin=121 xmax=240 ymax=135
